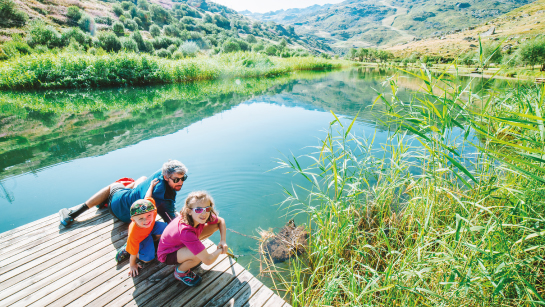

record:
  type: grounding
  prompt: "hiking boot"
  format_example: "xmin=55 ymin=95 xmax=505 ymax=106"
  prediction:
xmin=115 ymin=244 xmax=130 ymax=263
xmin=59 ymin=208 xmax=74 ymax=227
xmin=173 ymin=269 xmax=202 ymax=287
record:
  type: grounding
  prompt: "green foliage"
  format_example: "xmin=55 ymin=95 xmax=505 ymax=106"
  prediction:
xmin=27 ymin=20 xmax=61 ymax=49
xmin=222 ymin=39 xmax=240 ymax=53
xmin=203 ymin=13 xmax=213 ymax=24
xmin=150 ymin=4 xmax=170 ymax=24
xmin=61 ymin=27 xmax=88 ymax=47
xmin=265 ymin=45 xmax=277 ymax=56
xmin=0 ymin=38 xmax=32 ymax=59
xmin=112 ymin=4 xmax=123 ymax=17
xmin=137 ymin=0 xmax=149 ymax=10
xmin=0 ymin=0 xmax=28 ymax=27
xmin=130 ymin=31 xmax=146 ymax=52
xmin=149 ymin=24 xmax=161 ymax=37
xmin=113 ymin=21 xmax=125 ymax=36
xmin=123 ymin=19 xmax=138 ymax=31
xmin=120 ymin=37 xmax=138 ymax=52
xmin=252 ymin=43 xmax=264 ymax=52
xmin=517 ymin=37 xmax=545 ymax=70
xmin=78 ymin=14 xmax=95 ymax=33
xmin=155 ymin=48 xmax=171 ymax=58
xmin=98 ymin=31 xmax=121 ymax=52
xmin=66 ymin=6 xmax=82 ymax=25
xmin=178 ymin=41 xmax=199 ymax=57
xmin=246 ymin=34 xmax=257 ymax=44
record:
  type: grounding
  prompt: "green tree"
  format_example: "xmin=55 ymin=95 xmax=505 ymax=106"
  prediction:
xmin=150 ymin=24 xmax=161 ymax=37
xmin=137 ymin=0 xmax=149 ymax=10
xmin=203 ymin=13 xmax=213 ymax=23
xmin=246 ymin=34 xmax=257 ymax=44
xmin=26 ymin=20 xmax=61 ymax=48
xmin=78 ymin=14 xmax=95 ymax=33
xmin=66 ymin=6 xmax=82 ymax=25
xmin=130 ymin=31 xmax=146 ymax=52
xmin=279 ymin=38 xmax=287 ymax=51
xmin=112 ymin=4 xmax=123 ymax=17
xmin=517 ymin=37 xmax=545 ymax=71
xmin=265 ymin=45 xmax=277 ymax=56
xmin=222 ymin=38 xmax=240 ymax=53
xmin=98 ymin=31 xmax=121 ymax=52
xmin=348 ymin=48 xmax=357 ymax=61
xmin=121 ymin=37 xmax=139 ymax=52
xmin=113 ymin=21 xmax=125 ymax=36
xmin=0 ymin=0 xmax=28 ymax=27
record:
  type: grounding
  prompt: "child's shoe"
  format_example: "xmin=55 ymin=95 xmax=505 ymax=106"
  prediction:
xmin=59 ymin=208 xmax=74 ymax=227
xmin=96 ymin=202 xmax=108 ymax=209
xmin=115 ymin=243 xmax=130 ymax=263
xmin=173 ymin=269 xmax=202 ymax=287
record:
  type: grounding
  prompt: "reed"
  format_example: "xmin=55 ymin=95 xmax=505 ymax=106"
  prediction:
xmin=266 ymin=66 xmax=545 ymax=306
xmin=0 ymin=51 xmax=339 ymax=90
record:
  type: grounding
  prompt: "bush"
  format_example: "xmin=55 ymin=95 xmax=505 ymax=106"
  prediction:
xmin=179 ymin=41 xmax=199 ymax=57
xmin=27 ymin=21 xmax=61 ymax=48
xmin=113 ymin=22 xmax=125 ymax=37
xmin=222 ymin=39 xmax=240 ymax=53
xmin=0 ymin=0 xmax=28 ymax=27
xmin=130 ymin=31 xmax=146 ymax=52
xmin=144 ymin=40 xmax=154 ymax=53
xmin=124 ymin=19 xmax=138 ymax=31
xmin=112 ymin=4 xmax=123 ymax=17
xmin=167 ymin=44 xmax=177 ymax=54
xmin=155 ymin=48 xmax=171 ymax=58
xmin=264 ymin=45 xmax=277 ymax=56
xmin=172 ymin=50 xmax=183 ymax=59
xmin=98 ymin=31 xmax=121 ymax=52
xmin=121 ymin=37 xmax=139 ymax=52
xmin=61 ymin=27 xmax=88 ymax=47
xmin=95 ymin=16 xmax=113 ymax=26
xmin=0 ymin=39 xmax=32 ymax=59
xmin=78 ymin=15 xmax=95 ymax=33
xmin=252 ymin=43 xmax=264 ymax=52
xmin=66 ymin=6 xmax=82 ymax=25
xmin=150 ymin=24 xmax=161 ymax=37
xmin=246 ymin=34 xmax=257 ymax=44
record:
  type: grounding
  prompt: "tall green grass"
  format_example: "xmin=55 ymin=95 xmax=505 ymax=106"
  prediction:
xmin=0 ymin=51 xmax=339 ymax=90
xmin=266 ymin=68 xmax=545 ymax=305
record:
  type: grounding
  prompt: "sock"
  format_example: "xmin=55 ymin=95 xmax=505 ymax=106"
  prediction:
xmin=176 ymin=267 xmax=187 ymax=274
xmin=69 ymin=203 xmax=89 ymax=219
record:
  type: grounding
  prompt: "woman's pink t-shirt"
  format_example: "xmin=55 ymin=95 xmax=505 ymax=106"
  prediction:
xmin=157 ymin=214 xmax=219 ymax=263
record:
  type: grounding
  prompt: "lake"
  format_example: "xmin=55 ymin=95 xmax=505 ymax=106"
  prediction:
xmin=0 ymin=67 xmax=492 ymax=275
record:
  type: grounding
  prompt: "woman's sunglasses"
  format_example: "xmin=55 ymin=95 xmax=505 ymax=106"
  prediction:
xmin=192 ymin=206 xmax=211 ymax=214
xmin=169 ymin=174 xmax=188 ymax=183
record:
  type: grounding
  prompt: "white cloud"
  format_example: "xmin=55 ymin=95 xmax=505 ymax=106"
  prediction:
xmin=209 ymin=0 xmax=345 ymax=13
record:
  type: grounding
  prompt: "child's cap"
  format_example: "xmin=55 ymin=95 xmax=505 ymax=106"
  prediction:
xmin=130 ymin=199 xmax=156 ymax=217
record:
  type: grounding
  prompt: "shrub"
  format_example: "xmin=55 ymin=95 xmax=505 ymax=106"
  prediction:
xmin=155 ymin=48 xmax=171 ymax=58
xmin=66 ymin=6 xmax=82 ymax=25
xmin=95 ymin=16 xmax=113 ymax=25
xmin=88 ymin=47 xmax=97 ymax=55
xmin=113 ymin=22 xmax=125 ymax=37
xmin=130 ymin=31 xmax=146 ymax=52
xmin=264 ymin=45 xmax=277 ymax=56
xmin=0 ymin=39 xmax=32 ymax=59
xmin=144 ymin=40 xmax=154 ymax=53
xmin=179 ymin=41 xmax=199 ymax=57
xmin=167 ymin=44 xmax=177 ymax=54
xmin=150 ymin=24 xmax=161 ymax=37
xmin=27 ymin=21 xmax=61 ymax=48
xmin=246 ymin=34 xmax=257 ymax=44
xmin=121 ymin=37 xmax=139 ymax=52
xmin=0 ymin=0 xmax=28 ymax=27
xmin=61 ymin=27 xmax=88 ymax=47
xmin=112 ymin=4 xmax=123 ymax=17
xmin=98 ymin=31 xmax=121 ymax=52
xmin=172 ymin=50 xmax=183 ymax=59
xmin=78 ymin=15 xmax=95 ymax=33
xmin=124 ymin=19 xmax=138 ymax=31
xmin=222 ymin=39 xmax=240 ymax=53
xmin=252 ymin=43 xmax=264 ymax=52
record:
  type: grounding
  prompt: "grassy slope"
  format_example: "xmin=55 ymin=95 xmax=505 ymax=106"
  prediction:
xmin=387 ymin=0 xmax=545 ymax=58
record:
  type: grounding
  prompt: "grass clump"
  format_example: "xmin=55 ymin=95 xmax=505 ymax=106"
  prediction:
xmin=0 ymin=52 xmax=339 ymax=90
xmin=267 ymin=68 xmax=545 ymax=305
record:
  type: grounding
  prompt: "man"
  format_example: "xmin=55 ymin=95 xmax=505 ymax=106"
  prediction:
xmin=59 ymin=160 xmax=187 ymax=226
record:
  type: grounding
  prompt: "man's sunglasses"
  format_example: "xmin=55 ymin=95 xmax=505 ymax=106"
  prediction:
xmin=192 ymin=206 xmax=211 ymax=214
xmin=169 ymin=174 xmax=188 ymax=183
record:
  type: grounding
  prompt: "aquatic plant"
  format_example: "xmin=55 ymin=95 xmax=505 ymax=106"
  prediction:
xmin=266 ymin=68 xmax=545 ymax=305
xmin=0 ymin=52 xmax=339 ymax=90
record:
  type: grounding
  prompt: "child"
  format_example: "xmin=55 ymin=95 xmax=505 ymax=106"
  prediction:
xmin=157 ymin=191 xmax=228 ymax=287
xmin=116 ymin=179 xmax=168 ymax=277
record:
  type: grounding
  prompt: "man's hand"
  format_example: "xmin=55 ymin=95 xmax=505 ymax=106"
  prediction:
xmin=129 ymin=263 xmax=142 ymax=277
xmin=217 ymin=241 xmax=228 ymax=254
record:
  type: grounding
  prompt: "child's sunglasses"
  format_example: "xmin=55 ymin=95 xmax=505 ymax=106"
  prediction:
xmin=192 ymin=206 xmax=211 ymax=214
xmin=169 ymin=174 xmax=188 ymax=183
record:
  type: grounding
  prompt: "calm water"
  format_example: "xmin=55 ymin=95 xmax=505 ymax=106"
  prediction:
xmin=0 ymin=68 xmax=492 ymax=274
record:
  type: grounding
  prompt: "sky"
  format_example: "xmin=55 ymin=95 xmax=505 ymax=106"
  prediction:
xmin=209 ymin=0 xmax=345 ymax=13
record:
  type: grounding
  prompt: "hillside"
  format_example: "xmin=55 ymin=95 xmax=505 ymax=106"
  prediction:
xmin=0 ymin=0 xmax=332 ymax=56
xmin=387 ymin=0 xmax=545 ymax=58
xmin=241 ymin=0 xmax=536 ymax=49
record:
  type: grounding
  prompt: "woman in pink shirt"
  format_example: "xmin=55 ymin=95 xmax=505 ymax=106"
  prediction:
xmin=157 ymin=191 xmax=227 ymax=286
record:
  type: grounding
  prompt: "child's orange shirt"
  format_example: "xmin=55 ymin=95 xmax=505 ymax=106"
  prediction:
xmin=126 ymin=197 xmax=157 ymax=255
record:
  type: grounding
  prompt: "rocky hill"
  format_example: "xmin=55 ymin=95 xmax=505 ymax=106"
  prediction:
xmin=241 ymin=0 xmax=537 ymax=49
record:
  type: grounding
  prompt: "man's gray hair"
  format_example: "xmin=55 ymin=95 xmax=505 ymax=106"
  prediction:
xmin=162 ymin=160 xmax=188 ymax=178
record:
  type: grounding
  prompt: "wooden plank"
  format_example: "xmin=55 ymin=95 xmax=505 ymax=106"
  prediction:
xmin=0 ymin=244 xmax=114 ymax=306
xmin=202 ymin=269 xmax=254 ymax=307
xmin=100 ymin=242 xmax=215 ymax=307
xmin=221 ymin=277 xmax=264 ymax=307
xmin=121 ymin=244 xmax=226 ymax=307
xmin=137 ymin=251 xmax=233 ymax=307
xmin=169 ymin=258 xmax=246 ymax=307
xmin=0 ymin=205 xmax=102 ymax=244
xmin=262 ymin=294 xmax=287 ymax=307
xmin=0 ymin=209 xmax=113 ymax=264
xmin=247 ymin=284 xmax=274 ymax=307
xmin=0 ymin=221 xmax=126 ymax=291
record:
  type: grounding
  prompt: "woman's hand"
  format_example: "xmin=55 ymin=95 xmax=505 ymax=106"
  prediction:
xmin=129 ymin=263 xmax=142 ymax=277
xmin=217 ymin=241 xmax=228 ymax=254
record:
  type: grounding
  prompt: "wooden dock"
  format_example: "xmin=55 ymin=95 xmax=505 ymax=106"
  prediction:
xmin=0 ymin=207 xmax=290 ymax=306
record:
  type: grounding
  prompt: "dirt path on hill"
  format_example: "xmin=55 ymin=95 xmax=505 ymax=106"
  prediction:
xmin=379 ymin=0 xmax=415 ymax=41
